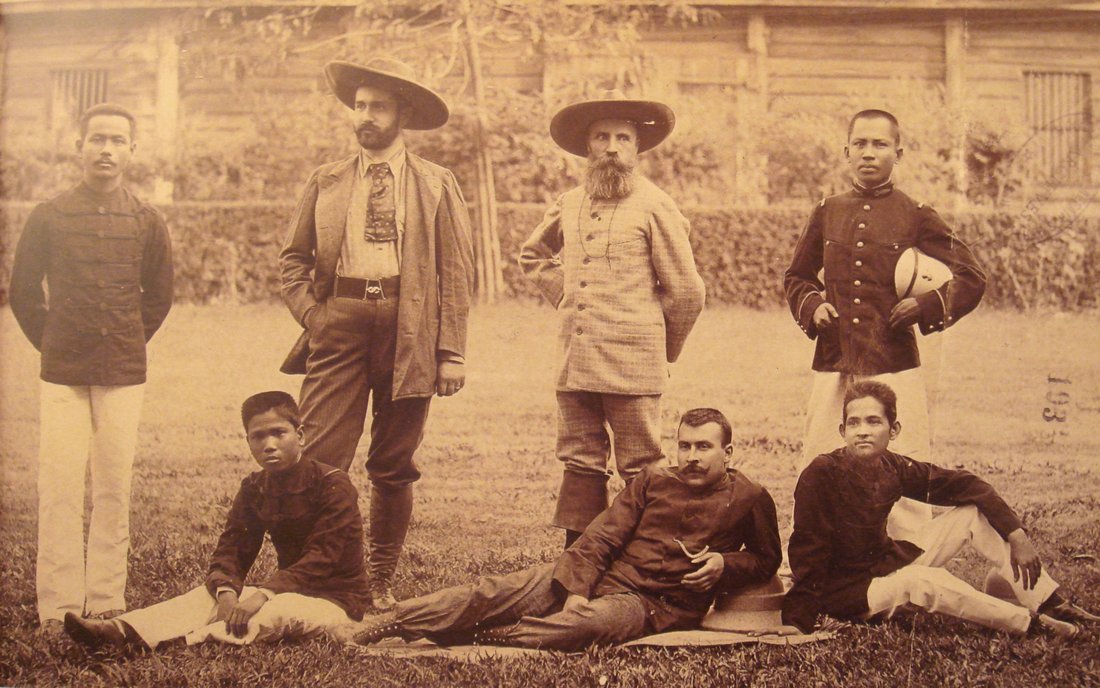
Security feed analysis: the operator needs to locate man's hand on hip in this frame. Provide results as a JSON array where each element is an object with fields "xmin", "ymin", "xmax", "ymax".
[{"xmin": 436, "ymin": 360, "xmax": 465, "ymax": 397}]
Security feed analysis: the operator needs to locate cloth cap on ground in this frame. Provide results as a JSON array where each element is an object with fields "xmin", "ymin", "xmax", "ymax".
[
  {"xmin": 700, "ymin": 575, "xmax": 790, "ymax": 632},
  {"xmin": 895, "ymin": 247, "xmax": 952, "ymax": 299},
  {"xmin": 324, "ymin": 58, "xmax": 449, "ymax": 130},
  {"xmin": 549, "ymin": 89, "xmax": 675, "ymax": 157}
]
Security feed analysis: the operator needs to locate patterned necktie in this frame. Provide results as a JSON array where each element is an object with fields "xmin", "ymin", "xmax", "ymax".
[{"xmin": 365, "ymin": 162, "xmax": 398, "ymax": 241}]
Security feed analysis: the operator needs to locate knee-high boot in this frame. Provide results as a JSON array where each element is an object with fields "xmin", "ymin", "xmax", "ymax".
[{"xmin": 368, "ymin": 484, "xmax": 413, "ymax": 609}]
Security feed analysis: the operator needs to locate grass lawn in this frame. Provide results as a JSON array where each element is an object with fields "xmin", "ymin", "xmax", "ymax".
[{"xmin": 1, "ymin": 302, "xmax": 1099, "ymax": 687}]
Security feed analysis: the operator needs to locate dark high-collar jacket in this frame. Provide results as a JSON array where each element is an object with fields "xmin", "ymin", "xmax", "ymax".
[
  {"xmin": 783, "ymin": 183, "xmax": 986, "ymax": 375},
  {"xmin": 9, "ymin": 183, "xmax": 174, "ymax": 386},
  {"xmin": 782, "ymin": 448, "xmax": 1023, "ymax": 632},
  {"xmin": 205, "ymin": 459, "xmax": 369, "ymax": 620},
  {"xmin": 554, "ymin": 465, "xmax": 781, "ymax": 632}
]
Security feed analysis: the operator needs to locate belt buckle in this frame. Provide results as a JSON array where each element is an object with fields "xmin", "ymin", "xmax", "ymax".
[{"xmin": 363, "ymin": 278, "xmax": 385, "ymax": 300}]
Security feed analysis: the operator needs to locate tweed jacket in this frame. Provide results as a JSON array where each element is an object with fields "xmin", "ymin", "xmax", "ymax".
[
  {"xmin": 783, "ymin": 183, "xmax": 986, "ymax": 375},
  {"xmin": 519, "ymin": 177, "xmax": 705, "ymax": 394},
  {"xmin": 9, "ymin": 183, "xmax": 174, "ymax": 386},
  {"xmin": 205, "ymin": 458, "xmax": 369, "ymax": 621},
  {"xmin": 782, "ymin": 448, "xmax": 1023, "ymax": 632},
  {"xmin": 279, "ymin": 152, "xmax": 474, "ymax": 399},
  {"xmin": 554, "ymin": 466, "xmax": 781, "ymax": 630}
]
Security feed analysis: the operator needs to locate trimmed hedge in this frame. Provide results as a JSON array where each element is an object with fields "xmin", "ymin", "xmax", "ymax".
[{"xmin": 2, "ymin": 201, "xmax": 1097, "ymax": 310}]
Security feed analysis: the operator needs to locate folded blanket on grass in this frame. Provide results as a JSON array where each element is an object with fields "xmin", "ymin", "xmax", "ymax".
[{"xmin": 344, "ymin": 628, "xmax": 835, "ymax": 661}]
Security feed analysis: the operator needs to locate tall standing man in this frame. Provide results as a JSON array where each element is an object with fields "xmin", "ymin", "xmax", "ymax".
[
  {"xmin": 279, "ymin": 59, "xmax": 474, "ymax": 610},
  {"xmin": 9, "ymin": 103, "xmax": 174, "ymax": 631},
  {"xmin": 520, "ymin": 91, "xmax": 706, "ymax": 547},
  {"xmin": 783, "ymin": 109, "xmax": 986, "ymax": 540}
]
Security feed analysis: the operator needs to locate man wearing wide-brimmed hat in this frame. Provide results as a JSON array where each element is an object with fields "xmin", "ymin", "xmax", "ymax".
[
  {"xmin": 279, "ymin": 58, "xmax": 474, "ymax": 610},
  {"xmin": 519, "ymin": 91, "xmax": 706, "ymax": 546}
]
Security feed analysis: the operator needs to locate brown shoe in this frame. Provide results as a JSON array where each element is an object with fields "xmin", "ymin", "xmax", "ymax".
[
  {"xmin": 370, "ymin": 585, "xmax": 398, "ymax": 611},
  {"xmin": 64, "ymin": 612, "xmax": 129, "ymax": 648},
  {"xmin": 1043, "ymin": 599, "xmax": 1100, "ymax": 625},
  {"xmin": 349, "ymin": 612, "xmax": 401, "ymax": 646},
  {"xmin": 1032, "ymin": 613, "xmax": 1080, "ymax": 640}
]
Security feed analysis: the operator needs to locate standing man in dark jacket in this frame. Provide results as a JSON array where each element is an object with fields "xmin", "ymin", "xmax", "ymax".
[
  {"xmin": 9, "ymin": 103, "xmax": 173, "ymax": 632},
  {"xmin": 279, "ymin": 58, "xmax": 474, "ymax": 610},
  {"xmin": 784, "ymin": 109, "xmax": 986, "ymax": 542}
]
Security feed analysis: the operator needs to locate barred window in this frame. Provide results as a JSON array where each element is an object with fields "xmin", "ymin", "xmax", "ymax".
[
  {"xmin": 49, "ymin": 69, "xmax": 109, "ymax": 130},
  {"xmin": 1024, "ymin": 71, "xmax": 1092, "ymax": 185}
]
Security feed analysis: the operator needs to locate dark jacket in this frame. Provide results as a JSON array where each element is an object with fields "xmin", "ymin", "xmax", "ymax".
[
  {"xmin": 205, "ymin": 459, "xmax": 370, "ymax": 621},
  {"xmin": 9, "ymin": 183, "xmax": 173, "ymax": 386},
  {"xmin": 784, "ymin": 183, "xmax": 986, "ymax": 375},
  {"xmin": 782, "ymin": 448, "xmax": 1023, "ymax": 632},
  {"xmin": 554, "ymin": 466, "xmax": 781, "ymax": 632}
]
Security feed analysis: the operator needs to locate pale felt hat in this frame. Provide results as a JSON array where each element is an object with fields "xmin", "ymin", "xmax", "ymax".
[
  {"xmin": 549, "ymin": 89, "xmax": 675, "ymax": 157},
  {"xmin": 700, "ymin": 575, "xmax": 790, "ymax": 632},
  {"xmin": 323, "ymin": 58, "xmax": 449, "ymax": 130}
]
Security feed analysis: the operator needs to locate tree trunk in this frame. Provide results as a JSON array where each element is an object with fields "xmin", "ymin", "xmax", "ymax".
[{"xmin": 461, "ymin": 2, "xmax": 504, "ymax": 303}]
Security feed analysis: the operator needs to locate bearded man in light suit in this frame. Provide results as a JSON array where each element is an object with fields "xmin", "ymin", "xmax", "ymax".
[
  {"xmin": 279, "ymin": 58, "xmax": 474, "ymax": 610},
  {"xmin": 519, "ymin": 91, "xmax": 706, "ymax": 547}
]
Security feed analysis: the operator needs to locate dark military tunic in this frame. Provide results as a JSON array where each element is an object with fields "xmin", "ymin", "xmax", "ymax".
[
  {"xmin": 781, "ymin": 448, "xmax": 1023, "ymax": 633},
  {"xmin": 554, "ymin": 466, "xmax": 781, "ymax": 629},
  {"xmin": 9, "ymin": 183, "xmax": 174, "ymax": 385},
  {"xmin": 784, "ymin": 182, "xmax": 986, "ymax": 375},
  {"xmin": 205, "ymin": 459, "xmax": 370, "ymax": 621}
]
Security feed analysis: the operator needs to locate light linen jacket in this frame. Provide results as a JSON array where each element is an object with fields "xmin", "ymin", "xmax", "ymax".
[
  {"xmin": 519, "ymin": 177, "xmax": 705, "ymax": 394},
  {"xmin": 279, "ymin": 152, "xmax": 474, "ymax": 399}
]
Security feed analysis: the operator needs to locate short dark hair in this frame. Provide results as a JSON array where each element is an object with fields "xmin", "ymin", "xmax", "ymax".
[
  {"xmin": 679, "ymin": 407, "xmax": 733, "ymax": 446},
  {"xmin": 847, "ymin": 109, "xmax": 901, "ymax": 146},
  {"xmin": 241, "ymin": 391, "xmax": 301, "ymax": 430},
  {"xmin": 842, "ymin": 380, "xmax": 898, "ymax": 425},
  {"xmin": 79, "ymin": 102, "xmax": 137, "ymax": 140}
]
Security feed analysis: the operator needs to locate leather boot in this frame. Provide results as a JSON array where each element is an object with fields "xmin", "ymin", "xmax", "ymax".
[
  {"xmin": 349, "ymin": 612, "xmax": 402, "ymax": 645},
  {"xmin": 369, "ymin": 484, "xmax": 413, "ymax": 609},
  {"xmin": 551, "ymin": 472, "xmax": 609, "ymax": 534}
]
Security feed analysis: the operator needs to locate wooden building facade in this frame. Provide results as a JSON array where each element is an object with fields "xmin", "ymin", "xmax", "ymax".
[{"xmin": 0, "ymin": 0, "xmax": 1097, "ymax": 205}]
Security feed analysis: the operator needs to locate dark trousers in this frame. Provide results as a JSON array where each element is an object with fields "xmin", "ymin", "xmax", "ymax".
[
  {"xmin": 393, "ymin": 564, "xmax": 658, "ymax": 651},
  {"xmin": 298, "ymin": 294, "xmax": 431, "ymax": 586},
  {"xmin": 298, "ymin": 295, "xmax": 431, "ymax": 484}
]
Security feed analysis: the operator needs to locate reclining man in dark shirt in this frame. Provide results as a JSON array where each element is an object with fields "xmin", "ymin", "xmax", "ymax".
[
  {"xmin": 345, "ymin": 407, "xmax": 781, "ymax": 650},
  {"xmin": 783, "ymin": 380, "xmax": 1097, "ymax": 639}
]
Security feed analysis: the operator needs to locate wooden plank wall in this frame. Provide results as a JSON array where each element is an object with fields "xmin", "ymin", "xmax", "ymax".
[
  {"xmin": 2, "ymin": 9, "xmax": 162, "ymax": 152},
  {"xmin": 1, "ymin": 5, "xmax": 1097, "ymax": 196}
]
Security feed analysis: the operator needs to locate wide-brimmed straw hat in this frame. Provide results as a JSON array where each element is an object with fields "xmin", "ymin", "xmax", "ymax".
[
  {"xmin": 323, "ymin": 58, "xmax": 449, "ymax": 130},
  {"xmin": 550, "ymin": 89, "xmax": 675, "ymax": 157}
]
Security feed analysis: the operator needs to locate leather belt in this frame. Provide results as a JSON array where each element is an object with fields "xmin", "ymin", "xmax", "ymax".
[{"xmin": 334, "ymin": 275, "xmax": 400, "ymax": 300}]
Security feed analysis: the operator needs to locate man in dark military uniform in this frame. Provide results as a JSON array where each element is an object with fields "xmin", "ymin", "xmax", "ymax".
[
  {"xmin": 783, "ymin": 109, "xmax": 986, "ymax": 542},
  {"xmin": 9, "ymin": 103, "xmax": 174, "ymax": 632}
]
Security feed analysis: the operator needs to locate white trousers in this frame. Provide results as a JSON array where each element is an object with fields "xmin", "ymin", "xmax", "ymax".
[
  {"xmin": 37, "ymin": 382, "xmax": 144, "ymax": 622},
  {"xmin": 119, "ymin": 585, "xmax": 351, "ymax": 649},
  {"xmin": 864, "ymin": 506, "xmax": 1058, "ymax": 634},
  {"xmin": 801, "ymin": 369, "xmax": 933, "ymax": 543}
]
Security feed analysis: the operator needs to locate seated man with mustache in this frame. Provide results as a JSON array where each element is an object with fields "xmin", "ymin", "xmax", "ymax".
[
  {"xmin": 519, "ymin": 91, "xmax": 706, "ymax": 549},
  {"xmin": 344, "ymin": 408, "xmax": 780, "ymax": 650}
]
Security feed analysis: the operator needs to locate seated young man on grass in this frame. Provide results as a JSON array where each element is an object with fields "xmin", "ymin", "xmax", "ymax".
[
  {"xmin": 783, "ymin": 380, "xmax": 1098, "ymax": 639},
  {"xmin": 344, "ymin": 408, "xmax": 782, "ymax": 650},
  {"xmin": 65, "ymin": 391, "xmax": 369, "ymax": 650}
]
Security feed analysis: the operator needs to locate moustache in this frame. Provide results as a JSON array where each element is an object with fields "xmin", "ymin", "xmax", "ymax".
[{"xmin": 590, "ymin": 155, "xmax": 631, "ymax": 172}]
